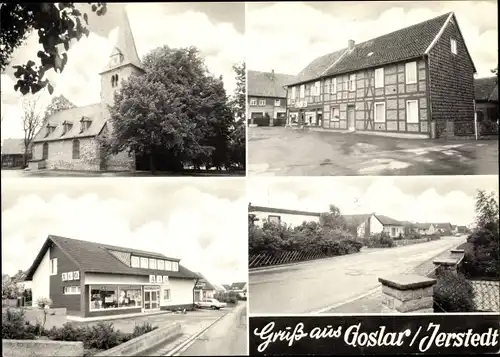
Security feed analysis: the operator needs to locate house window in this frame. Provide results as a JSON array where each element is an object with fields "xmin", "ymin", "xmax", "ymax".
[
  {"xmin": 374, "ymin": 102, "xmax": 386, "ymax": 123},
  {"xmin": 172, "ymin": 262, "xmax": 179, "ymax": 272},
  {"xmin": 258, "ymin": 99, "xmax": 265, "ymax": 106},
  {"xmin": 375, "ymin": 68, "xmax": 384, "ymax": 88},
  {"xmin": 42, "ymin": 142, "xmax": 49, "ymax": 160},
  {"xmin": 331, "ymin": 78, "xmax": 337, "ymax": 94},
  {"xmin": 249, "ymin": 98, "xmax": 257, "ymax": 106},
  {"xmin": 291, "ymin": 87, "xmax": 296, "ymax": 99},
  {"xmin": 157, "ymin": 259, "xmax": 165, "ymax": 270},
  {"xmin": 299, "ymin": 84, "xmax": 305, "ymax": 98},
  {"xmin": 164, "ymin": 260, "xmax": 172, "ymax": 271},
  {"xmin": 331, "ymin": 107, "xmax": 340, "ymax": 122},
  {"xmin": 49, "ymin": 258, "xmax": 57, "ymax": 275},
  {"xmin": 406, "ymin": 100, "xmax": 419, "ymax": 124},
  {"xmin": 314, "ymin": 81, "xmax": 321, "ymax": 96},
  {"xmin": 450, "ymin": 39, "xmax": 457, "ymax": 55},
  {"xmin": 72, "ymin": 139, "xmax": 80, "ymax": 159},
  {"xmin": 405, "ymin": 61, "xmax": 417, "ymax": 84},
  {"xmin": 348, "ymin": 74, "xmax": 356, "ymax": 91},
  {"xmin": 90, "ymin": 286, "xmax": 142, "ymax": 311},
  {"xmin": 274, "ymin": 99, "xmax": 281, "ymax": 107},
  {"xmin": 268, "ymin": 215, "xmax": 281, "ymax": 224},
  {"xmin": 131, "ymin": 256, "xmax": 140, "ymax": 268},
  {"xmin": 63, "ymin": 286, "xmax": 81, "ymax": 295},
  {"xmin": 149, "ymin": 258, "xmax": 157, "ymax": 270},
  {"xmin": 164, "ymin": 289, "xmax": 171, "ymax": 301},
  {"xmin": 140, "ymin": 257, "xmax": 149, "ymax": 269}
]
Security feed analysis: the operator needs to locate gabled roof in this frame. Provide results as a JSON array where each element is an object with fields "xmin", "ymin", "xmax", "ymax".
[
  {"xmin": 32, "ymin": 103, "xmax": 108, "ymax": 142},
  {"xmin": 25, "ymin": 235, "xmax": 197, "ymax": 281},
  {"xmin": 195, "ymin": 272, "xmax": 215, "ymax": 291},
  {"xmin": 231, "ymin": 282, "xmax": 247, "ymax": 290},
  {"xmin": 475, "ymin": 76, "xmax": 498, "ymax": 102},
  {"xmin": 415, "ymin": 223, "xmax": 432, "ymax": 229},
  {"xmin": 222, "ymin": 284, "xmax": 231, "ymax": 291},
  {"xmin": 375, "ymin": 215, "xmax": 404, "ymax": 226},
  {"xmin": 248, "ymin": 204, "xmax": 322, "ymax": 217},
  {"xmin": 343, "ymin": 214, "xmax": 371, "ymax": 227},
  {"xmin": 432, "ymin": 223, "xmax": 453, "ymax": 230},
  {"xmin": 100, "ymin": 7, "xmax": 143, "ymax": 73},
  {"xmin": 1, "ymin": 139, "xmax": 24, "ymax": 155},
  {"xmin": 248, "ymin": 70, "xmax": 296, "ymax": 98},
  {"xmin": 290, "ymin": 48, "xmax": 347, "ymax": 85}
]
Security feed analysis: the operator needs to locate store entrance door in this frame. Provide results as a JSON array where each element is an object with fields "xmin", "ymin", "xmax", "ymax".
[{"xmin": 144, "ymin": 288, "xmax": 160, "ymax": 310}]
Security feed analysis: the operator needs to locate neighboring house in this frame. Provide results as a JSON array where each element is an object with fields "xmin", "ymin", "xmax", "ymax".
[
  {"xmin": 248, "ymin": 204, "xmax": 321, "ymax": 227},
  {"xmin": 222, "ymin": 284, "xmax": 232, "ymax": 291},
  {"xmin": 230, "ymin": 282, "xmax": 247, "ymax": 299},
  {"xmin": 415, "ymin": 223, "xmax": 437, "ymax": 235},
  {"xmin": 285, "ymin": 12, "xmax": 476, "ymax": 139},
  {"xmin": 457, "ymin": 225, "xmax": 468, "ymax": 234},
  {"xmin": 213, "ymin": 284, "xmax": 227, "ymax": 293},
  {"xmin": 1, "ymin": 139, "xmax": 26, "ymax": 168},
  {"xmin": 193, "ymin": 272, "xmax": 216, "ymax": 301},
  {"xmin": 432, "ymin": 223, "xmax": 453, "ymax": 234},
  {"xmin": 248, "ymin": 70, "xmax": 296, "ymax": 127},
  {"xmin": 11, "ymin": 270, "xmax": 32, "ymax": 291},
  {"xmin": 344, "ymin": 213, "xmax": 405, "ymax": 238},
  {"xmin": 29, "ymin": 9, "xmax": 144, "ymax": 172},
  {"xmin": 24, "ymin": 235, "xmax": 198, "ymax": 318},
  {"xmin": 474, "ymin": 76, "xmax": 498, "ymax": 136}
]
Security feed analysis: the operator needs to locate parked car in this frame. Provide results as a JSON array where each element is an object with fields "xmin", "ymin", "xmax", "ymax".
[{"xmin": 195, "ymin": 298, "xmax": 227, "ymax": 310}]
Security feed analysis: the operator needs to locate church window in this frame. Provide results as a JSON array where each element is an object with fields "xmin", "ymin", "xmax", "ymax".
[
  {"xmin": 72, "ymin": 139, "xmax": 80, "ymax": 159},
  {"xmin": 42, "ymin": 142, "xmax": 49, "ymax": 159}
]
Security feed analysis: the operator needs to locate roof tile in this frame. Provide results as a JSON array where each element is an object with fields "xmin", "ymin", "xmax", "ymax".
[{"xmin": 248, "ymin": 70, "xmax": 296, "ymax": 97}]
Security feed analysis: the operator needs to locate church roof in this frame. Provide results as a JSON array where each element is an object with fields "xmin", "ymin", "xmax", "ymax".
[
  {"xmin": 100, "ymin": 6, "xmax": 144, "ymax": 74},
  {"xmin": 33, "ymin": 103, "xmax": 108, "ymax": 143}
]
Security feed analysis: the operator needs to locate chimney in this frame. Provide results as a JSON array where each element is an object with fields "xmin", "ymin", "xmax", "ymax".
[
  {"xmin": 348, "ymin": 39, "xmax": 355, "ymax": 50},
  {"xmin": 271, "ymin": 69, "xmax": 275, "ymax": 80}
]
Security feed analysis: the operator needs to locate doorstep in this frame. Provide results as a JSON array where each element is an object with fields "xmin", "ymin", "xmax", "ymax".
[{"xmin": 67, "ymin": 309, "xmax": 172, "ymax": 322}]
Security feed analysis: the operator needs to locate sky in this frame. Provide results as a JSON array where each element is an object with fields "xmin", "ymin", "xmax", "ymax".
[
  {"xmin": 248, "ymin": 175, "xmax": 499, "ymax": 226},
  {"xmin": 1, "ymin": 178, "xmax": 248, "ymax": 286},
  {"xmin": 247, "ymin": 1, "xmax": 498, "ymax": 77},
  {"xmin": 1, "ymin": 2, "xmax": 245, "ymax": 141}
]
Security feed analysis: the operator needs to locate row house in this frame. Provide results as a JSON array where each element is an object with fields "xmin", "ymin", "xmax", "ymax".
[
  {"xmin": 285, "ymin": 12, "xmax": 477, "ymax": 139},
  {"xmin": 247, "ymin": 70, "xmax": 296, "ymax": 126}
]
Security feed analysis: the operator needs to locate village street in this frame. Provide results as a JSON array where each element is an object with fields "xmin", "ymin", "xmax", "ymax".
[
  {"xmin": 247, "ymin": 127, "xmax": 498, "ymax": 176},
  {"xmin": 249, "ymin": 236, "xmax": 466, "ymax": 314}
]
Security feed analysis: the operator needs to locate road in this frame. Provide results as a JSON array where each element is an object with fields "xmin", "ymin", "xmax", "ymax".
[
  {"xmin": 249, "ymin": 236, "xmax": 465, "ymax": 315},
  {"xmin": 177, "ymin": 302, "xmax": 247, "ymax": 356},
  {"xmin": 247, "ymin": 127, "xmax": 498, "ymax": 176}
]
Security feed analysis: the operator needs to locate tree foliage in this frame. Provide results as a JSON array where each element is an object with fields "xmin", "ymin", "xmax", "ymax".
[
  {"xmin": 42, "ymin": 94, "xmax": 76, "ymax": 123},
  {"xmin": 229, "ymin": 62, "xmax": 245, "ymax": 123},
  {"xmin": 0, "ymin": 3, "xmax": 107, "ymax": 95},
  {"xmin": 105, "ymin": 45, "xmax": 239, "ymax": 173},
  {"xmin": 462, "ymin": 190, "xmax": 499, "ymax": 279}
]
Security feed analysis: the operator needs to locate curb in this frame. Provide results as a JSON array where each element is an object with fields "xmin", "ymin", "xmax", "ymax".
[
  {"xmin": 309, "ymin": 240, "xmax": 465, "ymax": 314},
  {"xmin": 162, "ymin": 306, "xmax": 237, "ymax": 356}
]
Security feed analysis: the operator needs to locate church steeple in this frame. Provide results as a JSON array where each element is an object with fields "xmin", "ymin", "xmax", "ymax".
[{"xmin": 99, "ymin": 6, "xmax": 144, "ymax": 106}]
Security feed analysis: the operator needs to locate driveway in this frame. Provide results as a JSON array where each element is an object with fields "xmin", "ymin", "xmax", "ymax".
[
  {"xmin": 177, "ymin": 302, "xmax": 247, "ymax": 356},
  {"xmin": 247, "ymin": 127, "xmax": 498, "ymax": 176},
  {"xmin": 248, "ymin": 236, "xmax": 465, "ymax": 315}
]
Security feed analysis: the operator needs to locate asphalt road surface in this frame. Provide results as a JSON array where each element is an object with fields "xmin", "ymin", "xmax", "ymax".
[
  {"xmin": 249, "ymin": 236, "xmax": 465, "ymax": 315},
  {"xmin": 178, "ymin": 302, "xmax": 247, "ymax": 356}
]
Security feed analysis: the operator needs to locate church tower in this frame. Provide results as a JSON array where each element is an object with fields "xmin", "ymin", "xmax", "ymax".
[{"xmin": 99, "ymin": 7, "xmax": 145, "ymax": 107}]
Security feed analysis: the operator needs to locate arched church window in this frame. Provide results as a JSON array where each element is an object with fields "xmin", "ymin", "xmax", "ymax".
[
  {"xmin": 72, "ymin": 139, "xmax": 80, "ymax": 159},
  {"xmin": 42, "ymin": 142, "xmax": 49, "ymax": 160}
]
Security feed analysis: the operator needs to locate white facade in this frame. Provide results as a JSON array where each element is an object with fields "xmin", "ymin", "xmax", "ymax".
[
  {"xmin": 160, "ymin": 278, "xmax": 196, "ymax": 308},
  {"xmin": 369, "ymin": 215, "xmax": 384, "ymax": 235},
  {"xmin": 252, "ymin": 209, "xmax": 320, "ymax": 227},
  {"xmin": 382, "ymin": 225, "xmax": 405, "ymax": 238},
  {"xmin": 31, "ymin": 249, "xmax": 50, "ymax": 307},
  {"xmin": 85, "ymin": 273, "xmax": 147, "ymax": 285}
]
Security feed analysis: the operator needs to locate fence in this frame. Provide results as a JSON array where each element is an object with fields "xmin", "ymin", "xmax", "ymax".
[
  {"xmin": 393, "ymin": 236, "xmax": 440, "ymax": 247},
  {"xmin": 469, "ymin": 280, "xmax": 500, "ymax": 312},
  {"xmin": 249, "ymin": 250, "xmax": 333, "ymax": 268}
]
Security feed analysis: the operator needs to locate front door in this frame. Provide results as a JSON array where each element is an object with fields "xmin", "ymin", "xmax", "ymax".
[
  {"xmin": 144, "ymin": 289, "xmax": 159, "ymax": 310},
  {"xmin": 317, "ymin": 112, "xmax": 323, "ymax": 127},
  {"xmin": 347, "ymin": 106, "xmax": 355, "ymax": 131}
]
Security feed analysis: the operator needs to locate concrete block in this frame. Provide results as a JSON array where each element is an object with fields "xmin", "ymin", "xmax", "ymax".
[
  {"xmin": 2, "ymin": 340, "xmax": 83, "ymax": 357},
  {"xmin": 397, "ymin": 297, "xmax": 434, "ymax": 313}
]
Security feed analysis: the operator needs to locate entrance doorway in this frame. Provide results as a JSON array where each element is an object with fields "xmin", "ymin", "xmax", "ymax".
[
  {"xmin": 347, "ymin": 105, "xmax": 355, "ymax": 131},
  {"xmin": 144, "ymin": 288, "xmax": 160, "ymax": 310}
]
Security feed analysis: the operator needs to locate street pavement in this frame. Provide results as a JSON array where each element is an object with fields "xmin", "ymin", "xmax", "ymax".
[
  {"xmin": 247, "ymin": 127, "xmax": 498, "ymax": 176},
  {"xmin": 177, "ymin": 302, "xmax": 247, "ymax": 356},
  {"xmin": 249, "ymin": 236, "xmax": 466, "ymax": 315}
]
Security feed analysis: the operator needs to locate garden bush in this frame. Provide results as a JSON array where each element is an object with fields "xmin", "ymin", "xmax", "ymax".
[
  {"xmin": 35, "ymin": 297, "xmax": 52, "ymax": 309},
  {"xmin": 434, "ymin": 271, "xmax": 475, "ymax": 312},
  {"xmin": 1, "ymin": 308, "xmax": 36, "ymax": 340},
  {"xmin": 360, "ymin": 232, "xmax": 394, "ymax": 248}
]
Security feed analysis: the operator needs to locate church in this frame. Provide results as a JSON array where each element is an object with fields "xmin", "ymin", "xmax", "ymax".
[{"xmin": 29, "ymin": 9, "xmax": 143, "ymax": 172}]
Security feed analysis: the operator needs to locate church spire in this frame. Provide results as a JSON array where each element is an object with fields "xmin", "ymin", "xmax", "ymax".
[{"xmin": 101, "ymin": 6, "xmax": 143, "ymax": 74}]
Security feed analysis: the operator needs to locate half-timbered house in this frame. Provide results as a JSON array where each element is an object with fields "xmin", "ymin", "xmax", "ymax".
[{"xmin": 286, "ymin": 12, "xmax": 477, "ymax": 139}]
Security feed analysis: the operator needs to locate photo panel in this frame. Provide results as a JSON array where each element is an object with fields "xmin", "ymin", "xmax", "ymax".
[{"xmin": 1, "ymin": 177, "xmax": 248, "ymax": 356}]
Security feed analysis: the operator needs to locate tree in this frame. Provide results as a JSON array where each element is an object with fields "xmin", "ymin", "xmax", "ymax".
[
  {"xmin": 319, "ymin": 204, "xmax": 348, "ymax": 230},
  {"xmin": 107, "ymin": 45, "xmax": 234, "ymax": 174},
  {"xmin": 227, "ymin": 62, "xmax": 246, "ymax": 169},
  {"xmin": 229, "ymin": 62, "xmax": 245, "ymax": 123},
  {"xmin": 1, "ymin": 3, "xmax": 107, "ymax": 95},
  {"xmin": 21, "ymin": 96, "xmax": 43, "ymax": 167},
  {"xmin": 42, "ymin": 94, "xmax": 76, "ymax": 123}
]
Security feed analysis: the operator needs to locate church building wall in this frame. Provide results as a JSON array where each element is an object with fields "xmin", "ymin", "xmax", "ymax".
[{"xmin": 33, "ymin": 138, "xmax": 100, "ymax": 171}]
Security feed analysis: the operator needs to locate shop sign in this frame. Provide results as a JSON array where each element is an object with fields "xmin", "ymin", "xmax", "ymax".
[
  {"xmin": 62, "ymin": 271, "xmax": 80, "ymax": 281},
  {"xmin": 149, "ymin": 275, "xmax": 156, "ymax": 283},
  {"xmin": 163, "ymin": 276, "xmax": 169, "ymax": 283},
  {"xmin": 156, "ymin": 275, "xmax": 163, "ymax": 283}
]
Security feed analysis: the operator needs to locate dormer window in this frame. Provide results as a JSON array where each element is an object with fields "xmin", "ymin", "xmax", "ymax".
[
  {"xmin": 61, "ymin": 120, "xmax": 73, "ymax": 136},
  {"xmin": 44, "ymin": 124, "xmax": 56, "ymax": 137},
  {"xmin": 80, "ymin": 117, "xmax": 92, "ymax": 133}
]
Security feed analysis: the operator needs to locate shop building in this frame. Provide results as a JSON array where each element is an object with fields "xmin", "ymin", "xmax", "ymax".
[
  {"xmin": 25, "ymin": 235, "xmax": 199, "ymax": 318},
  {"xmin": 285, "ymin": 12, "xmax": 477, "ymax": 139}
]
